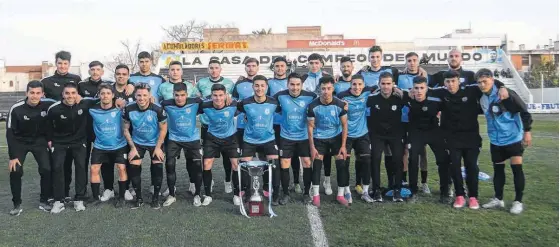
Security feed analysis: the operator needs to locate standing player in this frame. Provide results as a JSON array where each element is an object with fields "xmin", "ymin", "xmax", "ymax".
[
  {"xmin": 88, "ymin": 84, "xmax": 129, "ymax": 208},
  {"xmin": 429, "ymin": 70, "xmax": 508, "ymax": 209},
  {"xmin": 7, "ymin": 81, "xmax": 55, "ymax": 216},
  {"xmin": 334, "ymin": 57, "xmax": 353, "ymax": 95},
  {"xmin": 123, "ymin": 83, "xmax": 168, "ymax": 209},
  {"xmin": 158, "ymin": 61, "xmax": 199, "ymax": 101},
  {"xmin": 366, "ymin": 72, "xmax": 406, "ymax": 202},
  {"xmin": 336, "ymin": 74, "xmax": 377, "ymax": 203},
  {"xmin": 41, "ymin": 50, "xmax": 82, "ymax": 203},
  {"xmin": 405, "ymin": 77, "xmax": 450, "ymax": 203},
  {"xmin": 199, "ymin": 84, "xmax": 241, "ymax": 206},
  {"xmin": 397, "ymin": 52, "xmax": 430, "ymax": 193},
  {"xmin": 129, "ymin": 51, "xmax": 165, "ymax": 103},
  {"xmin": 274, "ymin": 73, "xmax": 317, "ymax": 204},
  {"xmin": 46, "ymin": 83, "xmax": 97, "ymax": 213},
  {"xmin": 307, "ymin": 76, "xmax": 349, "ymax": 207},
  {"xmin": 302, "ymin": 54, "xmax": 334, "ymax": 196},
  {"xmin": 197, "ymin": 60, "xmax": 235, "ymax": 194},
  {"xmin": 430, "ymin": 49, "xmax": 476, "ymax": 88},
  {"xmin": 476, "ymin": 69, "xmax": 532, "ymax": 214},
  {"xmin": 161, "ymin": 83, "xmax": 204, "ymax": 207},
  {"xmin": 237, "ymin": 75, "xmax": 281, "ymax": 205},
  {"xmin": 269, "ymin": 57, "xmax": 302, "ymax": 194}
]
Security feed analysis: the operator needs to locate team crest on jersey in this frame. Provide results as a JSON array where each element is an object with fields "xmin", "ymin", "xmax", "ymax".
[
  {"xmin": 375, "ymin": 105, "xmax": 380, "ymax": 109},
  {"xmin": 23, "ymin": 115, "xmax": 29, "ymax": 120},
  {"xmin": 460, "ymin": 78, "xmax": 465, "ymax": 83},
  {"xmin": 224, "ymin": 111, "xmax": 230, "ymax": 117},
  {"xmin": 60, "ymin": 115, "xmax": 67, "ymax": 119},
  {"xmin": 147, "ymin": 115, "xmax": 153, "ymax": 121},
  {"xmin": 186, "ymin": 108, "xmax": 191, "ymax": 114},
  {"xmin": 391, "ymin": 105, "xmax": 397, "ymax": 111},
  {"xmin": 149, "ymin": 80, "xmax": 155, "ymax": 86},
  {"xmin": 41, "ymin": 111, "xmax": 46, "ymax": 117},
  {"xmin": 111, "ymin": 112, "xmax": 117, "ymax": 118},
  {"xmin": 299, "ymin": 101, "xmax": 305, "ymax": 107},
  {"xmin": 422, "ymin": 106, "xmax": 428, "ymax": 111},
  {"xmin": 330, "ymin": 110, "xmax": 336, "ymax": 116},
  {"xmin": 78, "ymin": 109, "xmax": 83, "ymax": 115},
  {"xmin": 54, "ymin": 83, "xmax": 60, "ymax": 87},
  {"xmin": 462, "ymin": 97, "xmax": 468, "ymax": 102},
  {"xmin": 492, "ymin": 105, "xmax": 500, "ymax": 113},
  {"xmin": 84, "ymin": 90, "xmax": 90, "ymax": 95},
  {"xmin": 264, "ymin": 108, "xmax": 270, "ymax": 115}
]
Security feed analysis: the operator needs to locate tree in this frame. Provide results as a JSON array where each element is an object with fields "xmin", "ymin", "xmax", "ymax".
[
  {"xmin": 252, "ymin": 28, "xmax": 272, "ymax": 36},
  {"xmin": 525, "ymin": 61, "xmax": 559, "ymax": 88},
  {"xmin": 104, "ymin": 39, "xmax": 142, "ymax": 80}
]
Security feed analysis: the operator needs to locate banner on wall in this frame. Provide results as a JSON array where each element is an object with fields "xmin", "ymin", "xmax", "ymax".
[{"xmin": 526, "ymin": 103, "xmax": 559, "ymax": 113}]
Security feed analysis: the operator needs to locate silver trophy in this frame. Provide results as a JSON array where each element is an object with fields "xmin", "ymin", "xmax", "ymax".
[{"xmin": 238, "ymin": 161, "xmax": 277, "ymax": 218}]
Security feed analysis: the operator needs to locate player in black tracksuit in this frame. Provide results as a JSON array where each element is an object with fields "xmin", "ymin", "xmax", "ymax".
[
  {"xmin": 42, "ymin": 68, "xmax": 82, "ymax": 202},
  {"xmin": 404, "ymin": 77, "xmax": 450, "ymax": 203},
  {"xmin": 429, "ymin": 49, "xmax": 476, "ymax": 88},
  {"xmin": 46, "ymin": 83, "xmax": 98, "ymax": 212},
  {"xmin": 7, "ymin": 81, "xmax": 56, "ymax": 216}
]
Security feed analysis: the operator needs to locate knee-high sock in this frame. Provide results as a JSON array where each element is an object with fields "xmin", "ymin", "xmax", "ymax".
[
  {"xmin": 281, "ymin": 168, "xmax": 290, "ymax": 195},
  {"xmin": 202, "ymin": 169, "xmax": 212, "ymax": 196},
  {"xmin": 493, "ymin": 163, "xmax": 506, "ymax": 200},
  {"xmin": 511, "ymin": 165, "xmax": 525, "ymax": 202},
  {"xmin": 291, "ymin": 156, "xmax": 300, "ymax": 184},
  {"xmin": 303, "ymin": 167, "xmax": 312, "ymax": 195},
  {"xmin": 150, "ymin": 163, "xmax": 164, "ymax": 200},
  {"xmin": 312, "ymin": 159, "xmax": 323, "ymax": 186},
  {"xmin": 129, "ymin": 165, "xmax": 142, "ymax": 200},
  {"xmin": 335, "ymin": 159, "xmax": 349, "ymax": 187}
]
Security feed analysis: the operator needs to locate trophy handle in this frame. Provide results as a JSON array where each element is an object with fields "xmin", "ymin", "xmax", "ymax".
[
  {"xmin": 268, "ymin": 162, "xmax": 277, "ymax": 218},
  {"xmin": 238, "ymin": 168, "xmax": 250, "ymax": 218}
]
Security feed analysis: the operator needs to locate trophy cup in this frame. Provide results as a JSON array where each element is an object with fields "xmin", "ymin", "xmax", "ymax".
[{"xmin": 238, "ymin": 161, "xmax": 277, "ymax": 218}]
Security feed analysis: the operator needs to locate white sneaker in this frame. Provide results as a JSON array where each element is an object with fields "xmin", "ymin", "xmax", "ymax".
[
  {"xmin": 294, "ymin": 184, "xmax": 302, "ymax": 194},
  {"xmin": 100, "ymin": 189, "xmax": 115, "ymax": 202},
  {"xmin": 189, "ymin": 183, "xmax": 196, "ymax": 195},
  {"xmin": 421, "ymin": 183, "xmax": 431, "ymax": 194},
  {"xmin": 74, "ymin": 201, "xmax": 85, "ymax": 212},
  {"xmin": 482, "ymin": 198, "xmax": 505, "ymax": 209},
  {"xmin": 193, "ymin": 195, "xmax": 202, "ymax": 207},
  {"xmin": 323, "ymin": 177, "xmax": 332, "ymax": 195},
  {"xmin": 51, "ymin": 201, "xmax": 65, "ymax": 214},
  {"xmin": 510, "ymin": 201, "xmax": 523, "ymax": 214},
  {"xmin": 202, "ymin": 196, "xmax": 213, "ymax": 206},
  {"xmin": 224, "ymin": 181, "xmax": 232, "ymax": 194},
  {"xmin": 233, "ymin": 195, "xmax": 241, "ymax": 206},
  {"xmin": 129, "ymin": 188, "xmax": 136, "ymax": 197},
  {"xmin": 163, "ymin": 196, "xmax": 176, "ymax": 207},
  {"xmin": 124, "ymin": 190, "xmax": 134, "ymax": 201},
  {"xmin": 161, "ymin": 188, "xmax": 170, "ymax": 198}
]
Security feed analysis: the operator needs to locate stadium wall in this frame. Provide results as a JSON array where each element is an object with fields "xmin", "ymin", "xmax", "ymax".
[{"xmin": 529, "ymin": 88, "xmax": 559, "ymax": 104}]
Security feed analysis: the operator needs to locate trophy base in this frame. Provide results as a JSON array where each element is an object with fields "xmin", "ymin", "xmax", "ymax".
[{"xmin": 248, "ymin": 201, "xmax": 264, "ymax": 216}]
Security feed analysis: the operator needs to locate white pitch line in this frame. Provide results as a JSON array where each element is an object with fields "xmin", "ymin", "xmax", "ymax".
[{"xmin": 306, "ymin": 204, "xmax": 329, "ymax": 247}]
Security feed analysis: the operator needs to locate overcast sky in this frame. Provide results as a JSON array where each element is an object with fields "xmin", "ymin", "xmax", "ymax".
[{"xmin": 0, "ymin": 0, "xmax": 558, "ymax": 65}]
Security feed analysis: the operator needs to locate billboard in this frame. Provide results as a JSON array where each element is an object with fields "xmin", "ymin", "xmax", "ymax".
[
  {"xmin": 161, "ymin": 41, "xmax": 249, "ymax": 51},
  {"xmin": 158, "ymin": 48, "xmax": 500, "ymax": 68},
  {"xmin": 526, "ymin": 103, "xmax": 559, "ymax": 113},
  {"xmin": 287, "ymin": 39, "xmax": 375, "ymax": 49}
]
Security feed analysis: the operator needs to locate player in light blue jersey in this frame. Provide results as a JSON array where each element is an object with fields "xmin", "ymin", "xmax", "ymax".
[
  {"xmin": 238, "ymin": 75, "xmax": 282, "ymax": 205},
  {"xmin": 161, "ymin": 83, "xmax": 204, "ymax": 207},
  {"xmin": 232, "ymin": 57, "xmax": 258, "ymax": 143},
  {"xmin": 88, "ymin": 84, "xmax": 129, "ymax": 208},
  {"xmin": 274, "ymin": 73, "xmax": 317, "ymax": 204},
  {"xmin": 337, "ymin": 74, "xmax": 378, "ymax": 203},
  {"xmin": 123, "ymin": 83, "xmax": 168, "ymax": 209},
  {"xmin": 307, "ymin": 76, "xmax": 348, "ymax": 207},
  {"xmin": 158, "ymin": 61, "xmax": 199, "ymax": 101},
  {"xmin": 199, "ymin": 84, "xmax": 241, "ymax": 206},
  {"xmin": 334, "ymin": 57, "xmax": 353, "ymax": 95},
  {"xmin": 128, "ymin": 51, "xmax": 165, "ymax": 103},
  {"xmin": 269, "ymin": 57, "xmax": 303, "ymax": 195}
]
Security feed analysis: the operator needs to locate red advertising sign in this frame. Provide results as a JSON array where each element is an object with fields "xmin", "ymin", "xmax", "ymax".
[{"xmin": 287, "ymin": 39, "xmax": 375, "ymax": 48}]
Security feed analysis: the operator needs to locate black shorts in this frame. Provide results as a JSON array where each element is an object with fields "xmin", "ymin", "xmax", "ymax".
[
  {"xmin": 236, "ymin": 128, "xmax": 244, "ymax": 146},
  {"xmin": 279, "ymin": 137, "xmax": 310, "ymax": 158},
  {"xmin": 241, "ymin": 140, "xmax": 278, "ymax": 157},
  {"xmin": 314, "ymin": 135, "xmax": 342, "ymax": 156},
  {"xmin": 346, "ymin": 134, "xmax": 371, "ymax": 156},
  {"xmin": 203, "ymin": 133, "xmax": 239, "ymax": 159},
  {"xmin": 91, "ymin": 146, "xmax": 128, "ymax": 165},
  {"xmin": 490, "ymin": 141, "xmax": 524, "ymax": 163},
  {"xmin": 274, "ymin": 125, "xmax": 281, "ymax": 142},
  {"xmin": 167, "ymin": 140, "xmax": 202, "ymax": 160},
  {"xmin": 132, "ymin": 144, "xmax": 163, "ymax": 164}
]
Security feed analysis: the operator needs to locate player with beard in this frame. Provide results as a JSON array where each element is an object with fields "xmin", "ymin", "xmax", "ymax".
[
  {"xmin": 430, "ymin": 49, "xmax": 476, "ymax": 87},
  {"xmin": 269, "ymin": 57, "xmax": 303, "ymax": 194},
  {"xmin": 158, "ymin": 61, "xmax": 199, "ymax": 101},
  {"xmin": 334, "ymin": 57, "xmax": 353, "ymax": 95},
  {"xmin": 274, "ymin": 73, "xmax": 317, "ymax": 204}
]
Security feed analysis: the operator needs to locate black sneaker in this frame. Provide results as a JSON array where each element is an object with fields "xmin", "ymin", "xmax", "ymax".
[
  {"xmin": 131, "ymin": 199, "xmax": 143, "ymax": 209},
  {"xmin": 373, "ymin": 190, "xmax": 383, "ymax": 202},
  {"xmin": 150, "ymin": 200, "xmax": 161, "ymax": 209},
  {"xmin": 64, "ymin": 197, "xmax": 72, "ymax": 204},
  {"xmin": 303, "ymin": 194, "xmax": 312, "ymax": 205},
  {"xmin": 114, "ymin": 198, "xmax": 125, "ymax": 208},
  {"xmin": 393, "ymin": 190, "xmax": 403, "ymax": 202},
  {"xmin": 408, "ymin": 194, "xmax": 419, "ymax": 203},
  {"xmin": 271, "ymin": 194, "xmax": 280, "ymax": 206},
  {"xmin": 10, "ymin": 204, "xmax": 22, "ymax": 216},
  {"xmin": 439, "ymin": 195, "xmax": 453, "ymax": 205},
  {"xmin": 279, "ymin": 195, "xmax": 290, "ymax": 205},
  {"xmin": 39, "ymin": 201, "xmax": 52, "ymax": 212}
]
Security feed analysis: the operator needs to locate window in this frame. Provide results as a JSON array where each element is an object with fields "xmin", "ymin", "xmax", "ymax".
[
  {"xmin": 521, "ymin": 56, "xmax": 529, "ymax": 66},
  {"xmin": 9, "ymin": 80, "xmax": 13, "ymax": 87}
]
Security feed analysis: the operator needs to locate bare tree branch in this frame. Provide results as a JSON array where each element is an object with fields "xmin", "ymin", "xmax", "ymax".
[{"xmin": 104, "ymin": 39, "xmax": 143, "ymax": 80}]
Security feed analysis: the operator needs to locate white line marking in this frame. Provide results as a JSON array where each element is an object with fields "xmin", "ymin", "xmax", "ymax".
[{"xmin": 306, "ymin": 204, "xmax": 329, "ymax": 247}]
